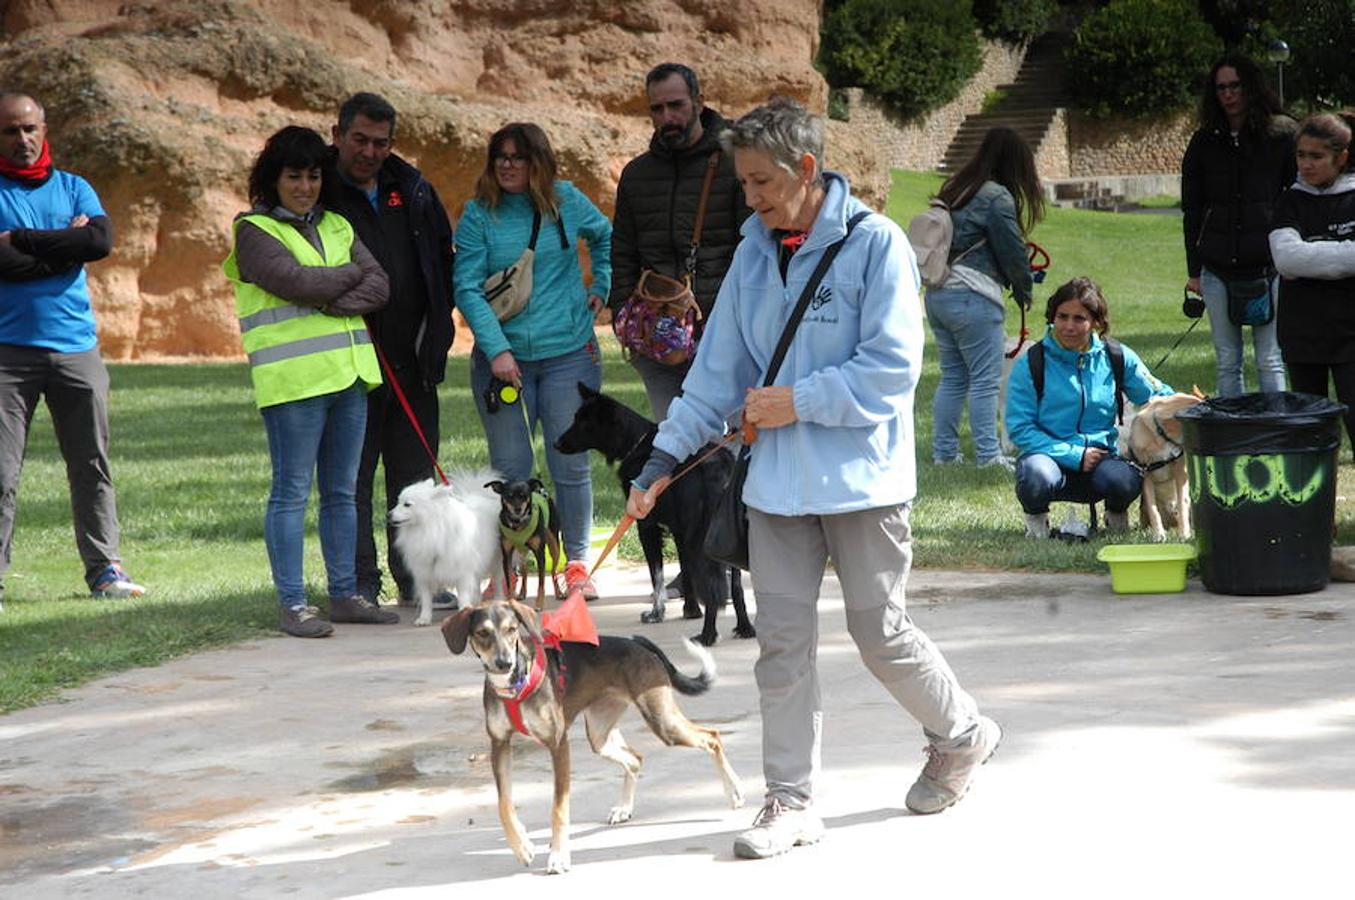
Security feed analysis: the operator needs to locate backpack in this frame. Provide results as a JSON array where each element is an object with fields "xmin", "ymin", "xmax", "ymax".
[
  {"xmin": 1027, "ymin": 338, "xmax": 1127, "ymax": 425},
  {"xmin": 907, "ymin": 198, "xmax": 987, "ymax": 288}
]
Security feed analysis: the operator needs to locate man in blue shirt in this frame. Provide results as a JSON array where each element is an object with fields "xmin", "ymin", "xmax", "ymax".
[{"xmin": 0, "ymin": 92, "xmax": 144, "ymax": 604}]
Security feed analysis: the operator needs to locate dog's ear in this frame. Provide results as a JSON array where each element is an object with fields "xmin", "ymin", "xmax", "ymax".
[
  {"xmin": 528, "ymin": 477, "xmax": 545, "ymax": 493},
  {"xmin": 484, "ymin": 480, "xmax": 505, "ymax": 494},
  {"xmin": 440, "ymin": 607, "xmax": 475, "ymax": 654},
  {"xmin": 507, "ymin": 599, "xmax": 543, "ymax": 641}
]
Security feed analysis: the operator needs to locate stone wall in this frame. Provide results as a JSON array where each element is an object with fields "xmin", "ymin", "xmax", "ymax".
[
  {"xmin": 1036, "ymin": 108, "xmax": 1069, "ymax": 180},
  {"xmin": 839, "ymin": 40, "xmax": 1028, "ymax": 172},
  {"xmin": 1068, "ymin": 109, "xmax": 1195, "ymax": 177}
]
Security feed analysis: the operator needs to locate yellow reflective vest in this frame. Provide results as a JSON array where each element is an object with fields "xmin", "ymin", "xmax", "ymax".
[{"xmin": 222, "ymin": 211, "xmax": 381, "ymax": 408}]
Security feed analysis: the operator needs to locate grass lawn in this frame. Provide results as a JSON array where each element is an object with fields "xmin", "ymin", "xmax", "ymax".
[{"xmin": 2, "ymin": 170, "xmax": 1351, "ymax": 712}]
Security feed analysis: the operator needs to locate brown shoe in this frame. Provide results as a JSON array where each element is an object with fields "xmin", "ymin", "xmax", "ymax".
[
  {"xmin": 281, "ymin": 605, "xmax": 334, "ymax": 638},
  {"xmin": 329, "ymin": 595, "xmax": 400, "ymax": 624}
]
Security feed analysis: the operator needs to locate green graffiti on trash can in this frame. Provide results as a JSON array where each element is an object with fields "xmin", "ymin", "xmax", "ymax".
[{"xmin": 1188, "ymin": 453, "xmax": 1328, "ymax": 508}]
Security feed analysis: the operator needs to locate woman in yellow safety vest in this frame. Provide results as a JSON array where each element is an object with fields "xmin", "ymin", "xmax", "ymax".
[{"xmin": 223, "ymin": 126, "xmax": 390, "ymax": 638}]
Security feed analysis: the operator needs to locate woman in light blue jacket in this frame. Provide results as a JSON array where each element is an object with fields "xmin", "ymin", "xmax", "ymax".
[
  {"xmin": 927, "ymin": 127, "xmax": 1045, "ymax": 469},
  {"xmin": 625, "ymin": 98, "xmax": 997, "ymax": 860},
  {"xmin": 1006, "ymin": 277, "xmax": 1173, "ymax": 538},
  {"xmin": 453, "ymin": 122, "xmax": 611, "ymax": 598}
]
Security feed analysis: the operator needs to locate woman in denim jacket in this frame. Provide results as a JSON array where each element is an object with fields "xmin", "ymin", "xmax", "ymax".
[{"xmin": 926, "ymin": 127, "xmax": 1044, "ymax": 469}]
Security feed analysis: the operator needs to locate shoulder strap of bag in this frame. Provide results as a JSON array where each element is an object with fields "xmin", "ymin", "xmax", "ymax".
[
  {"xmin": 685, "ymin": 151, "xmax": 722, "ymax": 276},
  {"xmin": 526, "ymin": 209, "xmax": 543, "ymax": 251},
  {"xmin": 763, "ymin": 210, "xmax": 871, "ymax": 387}
]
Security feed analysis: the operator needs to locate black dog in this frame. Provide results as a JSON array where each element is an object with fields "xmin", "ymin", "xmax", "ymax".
[
  {"xmin": 485, "ymin": 478, "xmax": 563, "ymax": 611},
  {"xmin": 555, "ymin": 383, "xmax": 754, "ymax": 646}
]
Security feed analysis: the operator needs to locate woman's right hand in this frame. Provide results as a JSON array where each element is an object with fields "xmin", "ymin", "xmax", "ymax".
[
  {"xmin": 1185, "ymin": 276, "xmax": 1201, "ymax": 295},
  {"xmin": 626, "ymin": 476, "xmax": 671, "ymax": 521},
  {"xmin": 1081, "ymin": 446, "xmax": 1107, "ymax": 472},
  {"xmin": 490, "ymin": 350, "xmax": 521, "ymax": 387}
]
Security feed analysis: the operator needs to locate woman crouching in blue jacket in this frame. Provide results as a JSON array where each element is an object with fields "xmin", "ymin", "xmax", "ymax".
[{"xmin": 1005, "ymin": 277, "xmax": 1173, "ymax": 538}]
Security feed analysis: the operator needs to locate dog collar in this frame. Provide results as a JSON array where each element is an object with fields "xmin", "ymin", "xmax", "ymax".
[{"xmin": 497, "ymin": 638, "xmax": 554, "ymax": 739}]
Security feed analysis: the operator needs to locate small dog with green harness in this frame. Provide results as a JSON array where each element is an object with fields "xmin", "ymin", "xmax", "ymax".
[{"xmin": 486, "ymin": 478, "xmax": 565, "ymax": 611}]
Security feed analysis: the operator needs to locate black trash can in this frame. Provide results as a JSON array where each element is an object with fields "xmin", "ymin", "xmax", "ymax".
[{"xmin": 1177, "ymin": 392, "xmax": 1346, "ymax": 595}]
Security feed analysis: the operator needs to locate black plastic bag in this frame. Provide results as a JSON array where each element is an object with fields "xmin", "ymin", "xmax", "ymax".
[{"xmin": 703, "ymin": 449, "xmax": 750, "ymax": 571}]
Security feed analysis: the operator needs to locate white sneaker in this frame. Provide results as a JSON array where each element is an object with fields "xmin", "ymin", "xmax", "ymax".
[
  {"xmin": 905, "ymin": 716, "xmax": 1002, "ymax": 815},
  {"xmin": 1023, "ymin": 512, "xmax": 1049, "ymax": 539},
  {"xmin": 1104, "ymin": 509, "xmax": 1130, "ymax": 533},
  {"xmin": 732, "ymin": 797, "xmax": 825, "ymax": 859}
]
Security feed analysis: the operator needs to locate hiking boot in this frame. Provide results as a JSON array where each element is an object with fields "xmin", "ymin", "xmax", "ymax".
[
  {"xmin": 905, "ymin": 716, "xmax": 1002, "ymax": 815},
  {"xmin": 732, "ymin": 797, "xmax": 825, "ymax": 859},
  {"xmin": 482, "ymin": 571, "xmax": 517, "ymax": 601},
  {"xmin": 1023, "ymin": 512, "xmax": 1049, "ymax": 539},
  {"xmin": 281, "ymin": 605, "xmax": 334, "ymax": 638},
  {"xmin": 564, "ymin": 560, "xmax": 599, "ymax": 601},
  {"xmin": 90, "ymin": 564, "xmax": 146, "ymax": 599},
  {"xmin": 431, "ymin": 590, "xmax": 459, "ymax": 611},
  {"xmin": 932, "ymin": 454, "xmax": 965, "ymax": 465},
  {"xmin": 329, "ymin": 595, "xmax": 399, "ymax": 624},
  {"xmin": 665, "ymin": 574, "xmax": 684, "ymax": 599},
  {"xmin": 1105, "ymin": 509, "xmax": 1130, "ymax": 533}
]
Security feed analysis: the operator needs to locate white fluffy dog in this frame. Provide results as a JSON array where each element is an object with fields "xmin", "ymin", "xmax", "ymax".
[{"xmin": 389, "ymin": 469, "xmax": 504, "ymax": 627}]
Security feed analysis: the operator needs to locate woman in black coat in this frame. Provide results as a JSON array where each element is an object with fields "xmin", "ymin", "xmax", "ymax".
[{"xmin": 1181, "ymin": 55, "xmax": 1295, "ymax": 396}]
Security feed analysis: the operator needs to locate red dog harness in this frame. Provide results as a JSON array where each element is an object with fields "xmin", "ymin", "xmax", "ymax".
[{"xmin": 494, "ymin": 591, "xmax": 598, "ymax": 739}]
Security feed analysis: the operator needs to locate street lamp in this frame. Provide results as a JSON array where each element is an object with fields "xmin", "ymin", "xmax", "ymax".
[{"xmin": 1267, "ymin": 38, "xmax": 1291, "ymax": 107}]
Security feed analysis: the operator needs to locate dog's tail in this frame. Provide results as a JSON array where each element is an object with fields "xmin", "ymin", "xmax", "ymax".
[{"xmin": 630, "ymin": 635, "xmax": 715, "ymax": 696}]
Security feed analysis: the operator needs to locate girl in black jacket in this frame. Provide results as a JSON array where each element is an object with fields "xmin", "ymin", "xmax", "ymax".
[
  {"xmin": 1269, "ymin": 111, "xmax": 1355, "ymax": 449},
  {"xmin": 1181, "ymin": 56, "xmax": 1295, "ymax": 396}
]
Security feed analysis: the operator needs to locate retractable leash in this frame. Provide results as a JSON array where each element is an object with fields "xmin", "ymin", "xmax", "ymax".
[
  {"xmin": 1005, "ymin": 241, "xmax": 1052, "ymax": 360},
  {"xmin": 1153, "ymin": 287, "xmax": 1207, "ymax": 372}
]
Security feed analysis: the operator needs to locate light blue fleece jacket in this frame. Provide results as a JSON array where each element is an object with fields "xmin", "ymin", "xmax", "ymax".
[
  {"xmin": 453, "ymin": 180, "xmax": 611, "ymax": 361},
  {"xmin": 651, "ymin": 172, "xmax": 924, "ymax": 516},
  {"xmin": 1006, "ymin": 331, "xmax": 1172, "ymax": 471}
]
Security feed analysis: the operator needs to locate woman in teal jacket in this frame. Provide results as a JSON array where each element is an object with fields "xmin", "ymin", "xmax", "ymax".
[
  {"xmin": 453, "ymin": 122, "xmax": 611, "ymax": 598},
  {"xmin": 1006, "ymin": 277, "xmax": 1173, "ymax": 538}
]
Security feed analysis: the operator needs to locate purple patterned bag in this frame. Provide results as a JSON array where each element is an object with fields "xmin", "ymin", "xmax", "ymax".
[{"xmin": 612, "ymin": 270, "xmax": 700, "ymax": 366}]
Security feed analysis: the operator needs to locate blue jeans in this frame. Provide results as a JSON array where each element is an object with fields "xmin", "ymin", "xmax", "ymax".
[
  {"xmin": 260, "ymin": 381, "xmax": 368, "ymax": 608},
  {"xmin": 1200, "ymin": 268, "xmax": 1285, "ymax": 396},
  {"xmin": 471, "ymin": 343, "xmax": 602, "ymax": 560},
  {"xmin": 927, "ymin": 287, "xmax": 1006, "ymax": 463},
  {"xmin": 1015, "ymin": 453, "xmax": 1141, "ymax": 514}
]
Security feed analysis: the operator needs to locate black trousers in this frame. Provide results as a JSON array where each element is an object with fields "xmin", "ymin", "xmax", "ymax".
[
  {"xmin": 354, "ymin": 367, "xmax": 439, "ymax": 601},
  {"xmin": 1287, "ymin": 361, "xmax": 1355, "ymax": 458}
]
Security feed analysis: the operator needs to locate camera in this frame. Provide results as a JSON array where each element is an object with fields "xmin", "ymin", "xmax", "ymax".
[
  {"xmin": 483, "ymin": 377, "xmax": 520, "ymax": 414},
  {"xmin": 1182, "ymin": 288, "xmax": 1206, "ymax": 320}
]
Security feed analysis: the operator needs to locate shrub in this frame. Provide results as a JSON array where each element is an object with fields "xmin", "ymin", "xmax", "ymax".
[
  {"xmin": 973, "ymin": 0, "xmax": 1056, "ymax": 43},
  {"xmin": 819, "ymin": 0, "xmax": 983, "ymax": 120},
  {"xmin": 1066, "ymin": 0, "xmax": 1223, "ymax": 118}
]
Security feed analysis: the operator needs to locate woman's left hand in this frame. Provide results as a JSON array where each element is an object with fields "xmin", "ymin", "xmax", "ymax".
[
  {"xmin": 587, "ymin": 294, "xmax": 605, "ymax": 321},
  {"xmin": 744, "ymin": 386, "xmax": 798, "ymax": 430}
]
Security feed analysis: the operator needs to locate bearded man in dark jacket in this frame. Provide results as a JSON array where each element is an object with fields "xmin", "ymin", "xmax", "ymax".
[
  {"xmin": 609, "ymin": 63, "xmax": 749, "ymax": 421},
  {"xmin": 326, "ymin": 92, "xmax": 457, "ymax": 610}
]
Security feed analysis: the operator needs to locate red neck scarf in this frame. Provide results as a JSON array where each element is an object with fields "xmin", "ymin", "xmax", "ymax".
[{"xmin": 0, "ymin": 141, "xmax": 53, "ymax": 185}]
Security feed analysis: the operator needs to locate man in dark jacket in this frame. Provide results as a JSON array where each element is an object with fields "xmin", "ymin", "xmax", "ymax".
[
  {"xmin": 327, "ymin": 92, "xmax": 456, "ymax": 609},
  {"xmin": 609, "ymin": 63, "xmax": 748, "ymax": 421}
]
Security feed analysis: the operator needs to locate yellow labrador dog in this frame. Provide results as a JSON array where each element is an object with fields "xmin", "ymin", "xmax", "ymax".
[{"xmin": 1123, "ymin": 391, "xmax": 1204, "ymax": 541}]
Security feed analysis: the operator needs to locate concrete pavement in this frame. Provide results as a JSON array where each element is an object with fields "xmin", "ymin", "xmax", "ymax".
[{"xmin": 2, "ymin": 564, "xmax": 1352, "ymax": 898}]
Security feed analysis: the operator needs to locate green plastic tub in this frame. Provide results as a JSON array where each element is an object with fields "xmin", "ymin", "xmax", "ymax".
[{"xmin": 1097, "ymin": 544, "xmax": 1197, "ymax": 594}]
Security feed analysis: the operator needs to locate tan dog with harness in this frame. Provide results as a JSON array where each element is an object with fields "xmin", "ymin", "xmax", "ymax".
[
  {"xmin": 441, "ymin": 595, "xmax": 744, "ymax": 874},
  {"xmin": 1124, "ymin": 391, "xmax": 1204, "ymax": 540}
]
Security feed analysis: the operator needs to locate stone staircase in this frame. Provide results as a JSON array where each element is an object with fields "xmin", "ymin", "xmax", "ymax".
[{"xmin": 939, "ymin": 32, "xmax": 1070, "ymax": 174}]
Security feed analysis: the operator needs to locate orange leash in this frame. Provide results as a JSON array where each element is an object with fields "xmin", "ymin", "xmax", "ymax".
[{"xmin": 587, "ymin": 426, "xmax": 745, "ymax": 579}]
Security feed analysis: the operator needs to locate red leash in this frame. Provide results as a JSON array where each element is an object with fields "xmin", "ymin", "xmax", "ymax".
[
  {"xmin": 1005, "ymin": 241, "xmax": 1052, "ymax": 360},
  {"xmin": 366, "ymin": 323, "xmax": 448, "ymax": 486}
]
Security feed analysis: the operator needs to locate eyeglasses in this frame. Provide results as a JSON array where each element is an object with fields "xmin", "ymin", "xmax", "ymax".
[
  {"xmin": 494, "ymin": 154, "xmax": 529, "ymax": 168},
  {"xmin": 1215, "ymin": 80, "xmax": 1243, "ymax": 94}
]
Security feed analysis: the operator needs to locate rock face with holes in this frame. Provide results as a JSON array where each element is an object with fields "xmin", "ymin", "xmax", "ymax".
[{"xmin": 0, "ymin": 0, "xmax": 886, "ymax": 359}]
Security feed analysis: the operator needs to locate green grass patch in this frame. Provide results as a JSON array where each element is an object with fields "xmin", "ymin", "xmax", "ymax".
[{"xmin": 2, "ymin": 170, "xmax": 1352, "ymax": 712}]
